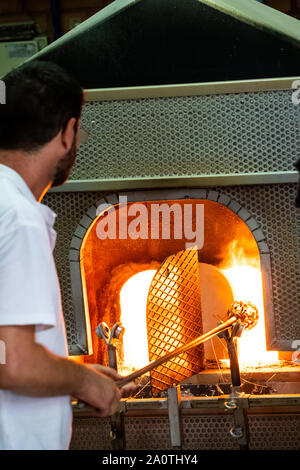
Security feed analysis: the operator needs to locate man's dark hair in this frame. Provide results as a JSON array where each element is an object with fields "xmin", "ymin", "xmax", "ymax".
[{"xmin": 0, "ymin": 60, "xmax": 83, "ymax": 152}]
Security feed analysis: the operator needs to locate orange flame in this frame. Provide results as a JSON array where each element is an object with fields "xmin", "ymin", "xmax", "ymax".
[
  {"xmin": 221, "ymin": 241, "xmax": 278, "ymax": 366},
  {"xmin": 119, "ymin": 241, "xmax": 278, "ymax": 373},
  {"xmin": 119, "ymin": 268, "xmax": 191, "ymax": 374}
]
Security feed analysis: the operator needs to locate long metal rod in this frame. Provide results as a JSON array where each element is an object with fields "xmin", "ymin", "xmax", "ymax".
[
  {"xmin": 116, "ymin": 316, "xmax": 237, "ymax": 388},
  {"xmin": 227, "ymin": 339, "xmax": 242, "ymax": 388}
]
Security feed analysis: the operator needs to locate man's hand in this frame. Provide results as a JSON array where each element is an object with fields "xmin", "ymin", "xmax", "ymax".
[
  {"xmin": 88, "ymin": 364, "xmax": 137, "ymax": 399},
  {"xmin": 0, "ymin": 325, "xmax": 136, "ymax": 418},
  {"xmin": 75, "ymin": 365, "xmax": 122, "ymax": 416}
]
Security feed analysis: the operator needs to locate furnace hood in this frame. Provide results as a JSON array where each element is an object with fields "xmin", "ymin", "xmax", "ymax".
[{"xmin": 28, "ymin": 0, "xmax": 300, "ymax": 88}]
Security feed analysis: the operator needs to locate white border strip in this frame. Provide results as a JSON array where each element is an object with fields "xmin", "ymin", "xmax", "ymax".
[
  {"xmin": 84, "ymin": 76, "xmax": 300, "ymax": 101},
  {"xmin": 49, "ymin": 171, "xmax": 298, "ymax": 193}
]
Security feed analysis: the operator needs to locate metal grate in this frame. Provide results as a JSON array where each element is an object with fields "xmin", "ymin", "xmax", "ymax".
[
  {"xmin": 70, "ymin": 413, "xmax": 300, "ymax": 450},
  {"xmin": 69, "ymin": 413, "xmax": 300, "ymax": 450},
  {"xmin": 146, "ymin": 248, "xmax": 204, "ymax": 395},
  {"xmin": 182, "ymin": 415, "xmax": 239, "ymax": 450},
  {"xmin": 69, "ymin": 416, "xmax": 112, "ymax": 450},
  {"xmin": 125, "ymin": 414, "xmax": 238, "ymax": 450},
  {"xmin": 248, "ymin": 415, "xmax": 300, "ymax": 450},
  {"xmin": 71, "ymin": 90, "xmax": 299, "ymax": 181},
  {"xmin": 43, "ymin": 190, "xmax": 105, "ymax": 347},
  {"xmin": 125, "ymin": 416, "xmax": 172, "ymax": 450}
]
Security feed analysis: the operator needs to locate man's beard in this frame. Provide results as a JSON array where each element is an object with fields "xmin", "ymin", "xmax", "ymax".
[{"xmin": 51, "ymin": 137, "xmax": 77, "ymax": 187}]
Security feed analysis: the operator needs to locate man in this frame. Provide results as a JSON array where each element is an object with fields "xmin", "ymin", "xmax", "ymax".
[{"xmin": 0, "ymin": 61, "xmax": 135, "ymax": 450}]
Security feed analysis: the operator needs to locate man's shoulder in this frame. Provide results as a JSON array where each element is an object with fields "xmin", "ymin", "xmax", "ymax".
[{"xmin": 0, "ymin": 179, "xmax": 42, "ymax": 233}]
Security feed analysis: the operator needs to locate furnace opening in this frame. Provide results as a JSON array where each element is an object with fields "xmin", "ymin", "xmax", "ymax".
[{"xmin": 77, "ymin": 196, "xmax": 282, "ymax": 384}]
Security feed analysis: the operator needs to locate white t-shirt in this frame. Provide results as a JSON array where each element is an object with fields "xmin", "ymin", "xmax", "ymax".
[{"xmin": 0, "ymin": 164, "xmax": 72, "ymax": 450}]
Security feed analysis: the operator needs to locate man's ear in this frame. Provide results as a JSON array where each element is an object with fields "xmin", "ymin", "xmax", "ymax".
[{"xmin": 61, "ymin": 117, "xmax": 77, "ymax": 151}]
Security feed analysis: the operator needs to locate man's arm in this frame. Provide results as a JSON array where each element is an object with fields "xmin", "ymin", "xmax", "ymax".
[{"xmin": 0, "ymin": 325, "xmax": 134, "ymax": 416}]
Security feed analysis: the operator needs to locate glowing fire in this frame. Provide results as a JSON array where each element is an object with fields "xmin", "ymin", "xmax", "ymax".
[
  {"xmin": 119, "ymin": 244, "xmax": 278, "ymax": 373},
  {"xmin": 221, "ymin": 242, "xmax": 278, "ymax": 366},
  {"xmin": 120, "ymin": 270, "xmax": 156, "ymax": 372},
  {"xmin": 119, "ymin": 268, "xmax": 191, "ymax": 374}
]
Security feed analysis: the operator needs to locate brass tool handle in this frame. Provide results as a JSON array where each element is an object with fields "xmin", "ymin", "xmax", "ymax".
[{"xmin": 116, "ymin": 316, "xmax": 237, "ymax": 388}]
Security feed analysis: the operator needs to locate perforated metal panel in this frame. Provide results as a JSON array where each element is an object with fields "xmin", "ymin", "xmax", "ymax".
[
  {"xmin": 125, "ymin": 416, "xmax": 171, "ymax": 450},
  {"xmin": 248, "ymin": 415, "xmax": 300, "ymax": 450},
  {"xmin": 182, "ymin": 415, "xmax": 239, "ymax": 450},
  {"xmin": 71, "ymin": 90, "xmax": 299, "ymax": 181},
  {"xmin": 43, "ymin": 191, "xmax": 105, "ymax": 347},
  {"xmin": 70, "ymin": 413, "xmax": 300, "ymax": 450},
  {"xmin": 69, "ymin": 413, "xmax": 300, "ymax": 450},
  {"xmin": 124, "ymin": 414, "xmax": 238, "ymax": 450},
  {"xmin": 70, "ymin": 416, "xmax": 112, "ymax": 450}
]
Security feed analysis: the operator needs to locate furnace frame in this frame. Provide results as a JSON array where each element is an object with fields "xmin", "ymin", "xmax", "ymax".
[{"xmin": 54, "ymin": 77, "xmax": 300, "ymax": 357}]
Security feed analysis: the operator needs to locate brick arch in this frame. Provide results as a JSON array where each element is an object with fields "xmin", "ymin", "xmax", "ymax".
[{"xmin": 68, "ymin": 188, "xmax": 274, "ymax": 356}]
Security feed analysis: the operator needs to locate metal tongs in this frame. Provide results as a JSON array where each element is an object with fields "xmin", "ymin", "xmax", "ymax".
[
  {"xmin": 95, "ymin": 322, "xmax": 124, "ymax": 370},
  {"xmin": 115, "ymin": 301, "xmax": 258, "ymax": 388}
]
